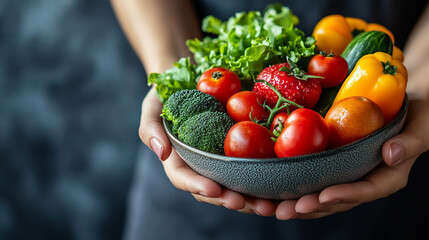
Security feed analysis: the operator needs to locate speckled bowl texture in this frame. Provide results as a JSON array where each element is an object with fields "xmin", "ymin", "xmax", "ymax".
[{"xmin": 164, "ymin": 96, "xmax": 408, "ymax": 200}]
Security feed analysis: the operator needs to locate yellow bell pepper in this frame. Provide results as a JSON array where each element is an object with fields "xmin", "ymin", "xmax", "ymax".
[
  {"xmin": 313, "ymin": 15, "xmax": 396, "ymax": 55},
  {"xmin": 333, "ymin": 52, "xmax": 408, "ymax": 124}
]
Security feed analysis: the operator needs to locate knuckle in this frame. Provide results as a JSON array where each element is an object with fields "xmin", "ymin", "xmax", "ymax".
[{"xmin": 138, "ymin": 124, "xmax": 150, "ymax": 144}]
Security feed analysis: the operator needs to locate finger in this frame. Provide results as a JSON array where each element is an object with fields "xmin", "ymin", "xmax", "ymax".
[
  {"xmin": 383, "ymin": 99, "xmax": 429, "ymax": 166},
  {"xmin": 276, "ymin": 199, "xmax": 298, "ymax": 220},
  {"xmin": 163, "ymin": 149, "xmax": 223, "ymax": 198},
  {"xmin": 244, "ymin": 197, "xmax": 277, "ymax": 216},
  {"xmin": 319, "ymin": 162, "xmax": 412, "ymax": 204},
  {"xmin": 293, "ymin": 202, "xmax": 359, "ymax": 220},
  {"xmin": 192, "ymin": 189, "xmax": 246, "ymax": 210},
  {"xmin": 295, "ymin": 193, "xmax": 320, "ymax": 214},
  {"xmin": 139, "ymin": 87, "xmax": 172, "ymax": 160}
]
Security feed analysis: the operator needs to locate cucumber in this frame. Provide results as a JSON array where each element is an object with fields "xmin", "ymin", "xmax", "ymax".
[
  {"xmin": 341, "ymin": 31, "xmax": 393, "ymax": 74},
  {"xmin": 312, "ymin": 85, "xmax": 341, "ymax": 117}
]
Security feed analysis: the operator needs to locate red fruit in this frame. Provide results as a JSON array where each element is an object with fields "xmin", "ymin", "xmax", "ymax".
[
  {"xmin": 274, "ymin": 108, "xmax": 329, "ymax": 158},
  {"xmin": 308, "ymin": 54, "xmax": 348, "ymax": 88},
  {"xmin": 224, "ymin": 121, "xmax": 276, "ymax": 158},
  {"xmin": 197, "ymin": 67, "xmax": 241, "ymax": 106},
  {"xmin": 253, "ymin": 63, "xmax": 322, "ymax": 111}
]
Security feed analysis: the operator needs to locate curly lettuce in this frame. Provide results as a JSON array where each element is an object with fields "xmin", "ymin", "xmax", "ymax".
[{"xmin": 149, "ymin": 4, "xmax": 316, "ymax": 102}]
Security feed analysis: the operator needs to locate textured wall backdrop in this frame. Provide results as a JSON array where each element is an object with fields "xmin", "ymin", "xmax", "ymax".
[{"xmin": 0, "ymin": 1, "xmax": 148, "ymax": 239}]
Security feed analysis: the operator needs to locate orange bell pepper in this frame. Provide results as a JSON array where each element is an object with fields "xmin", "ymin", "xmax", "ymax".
[
  {"xmin": 333, "ymin": 52, "xmax": 407, "ymax": 124},
  {"xmin": 392, "ymin": 46, "xmax": 404, "ymax": 62},
  {"xmin": 313, "ymin": 15, "xmax": 396, "ymax": 55},
  {"xmin": 345, "ymin": 17, "xmax": 368, "ymax": 34},
  {"xmin": 312, "ymin": 15, "xmax": 353, "ymax": 55}
]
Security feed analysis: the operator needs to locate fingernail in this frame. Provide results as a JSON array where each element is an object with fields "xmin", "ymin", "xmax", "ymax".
[
  {"xmin": 150, "ymin": 138, "xmax": 164, "ymax": 160},
  {"xmin": 390, "ymin": 142, "xmax": 404, "ymax": 165},
  {"xmin": 198, "ymin": 191, "xmax": 208, "ymax": 197},
  {"xmin": 321, "ymin": 198, "xmax": 341, "ymax": 204}
]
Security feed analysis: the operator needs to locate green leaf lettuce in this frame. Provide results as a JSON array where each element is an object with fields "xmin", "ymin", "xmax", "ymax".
[{"xmin": 148, "ymin": 4, "xmax": 316, "ymax": 102}]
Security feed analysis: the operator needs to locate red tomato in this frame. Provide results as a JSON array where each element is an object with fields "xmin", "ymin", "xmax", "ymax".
[
  {"xmin": 270, "ymin": 112, "xmax": 289, "ymax": 132},
  {"xmin": 197, "ymin": 67, "xmax": 241, "ymax": 105},
  {"xmin": 274, "ymin": 108, "xmax": 329, "ymax": 157},
  {"xmin": 308, "ymin": 54, "xmax": 348, "ymax": 88},
  {"xmin": 227, "ymin": 91, "xmax": 269, "ymax": 122},
  {"xmin": 224, "ymin": 121, "xmax": 276, "ymax": 158}
]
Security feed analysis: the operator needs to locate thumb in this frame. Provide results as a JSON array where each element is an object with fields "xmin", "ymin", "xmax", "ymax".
[
  {"xmin": 382, "ymin": 99, "xmax": 429, "ymax": 166},
  {"xmin": 139, "ymin": 87, "xmax": 172, "ymax": 161}
]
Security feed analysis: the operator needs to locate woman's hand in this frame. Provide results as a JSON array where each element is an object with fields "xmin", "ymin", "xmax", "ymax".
[
  {"xmin": 275, "ymin": 98, "xmax": 429, "ymax": 220},
  {"xmin": 138, "ymin": 87, "xmax": 278, "ymax": 216}
]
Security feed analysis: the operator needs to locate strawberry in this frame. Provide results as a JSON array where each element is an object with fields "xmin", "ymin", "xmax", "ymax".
[{"xmin": 253, "ymin": 62, "xmax": 322, "ymax": 112}]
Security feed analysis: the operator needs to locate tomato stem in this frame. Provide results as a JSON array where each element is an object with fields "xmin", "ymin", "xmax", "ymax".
[
  {"xmin": 319, "ymin": 50, "xmax": 335, "ymax": 57},
  {"xmin": 271, "ymin": 119, "xmax": 284, "ymax": 142},
  {"xmin": 280, "ymin": 57, "xmax": 324, "ymax": 81},
  {"xmin": 255, "ymin": 79, "xmax": 303, "ymax": 128},
  {"xmin": 211, "ymin": 71, "xmax": 223, "ymax": 80}
]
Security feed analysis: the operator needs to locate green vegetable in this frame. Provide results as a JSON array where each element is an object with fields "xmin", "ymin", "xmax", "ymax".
[
  {"xmin": 313, "ymin": 31, "xmax": 394, "ymax": 116},
  {"xmin": 312, "ymin": 85, "xmax": 341, "ymax": 117},
  {"xmin": 148, "ymin": 58, "xmax": 198, "ymax": 103},
  {"xmin": 149, "ymin": 4, "xmax": 317, "ymax": 102},
  {"xmin": 177, "ymin": 111, "xmax": 235, "ymax": 155},
  {"xmin": 341, "ymin": 31, "xmax": 393, "ymax": 74},
  {"xmin": 161, "ymin": 89, "xmax": 224, "ymax": 134}
]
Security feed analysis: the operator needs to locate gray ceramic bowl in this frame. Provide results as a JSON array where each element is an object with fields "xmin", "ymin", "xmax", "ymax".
[{"xmin": 163, "ymin": 96, "xmax": 408, "ymax": 200}]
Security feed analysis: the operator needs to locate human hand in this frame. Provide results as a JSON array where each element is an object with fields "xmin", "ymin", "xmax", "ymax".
[
  {"xmin": 138, "ymin": 87, "xmax": 278, "ymax": 216},
  {"xmin": 275, "ymin": 98, "xmax": 429, "ymax": 220}
]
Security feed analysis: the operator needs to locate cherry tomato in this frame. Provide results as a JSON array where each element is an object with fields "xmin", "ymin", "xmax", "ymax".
[
  {"xmin": 270, "ymin": 112, "xmax": 289, "ymax": 132},
  {"xmin": 274, "ymin": 108, "xmax": 329, "ymax": 158},
  {"xmin": 224, "ymin": 121, "xmax": 276, "ymax": 158},
  {"xmin": 308, "ymin": 53, "xmax": 348, "ymax": 88},
  {"xmin": 227, "ymin": 91, "xmax": 269, "ymax": 122},
  {"xmin": 197, "ymin": 67, "xmax": 241, "ymax": 106}
]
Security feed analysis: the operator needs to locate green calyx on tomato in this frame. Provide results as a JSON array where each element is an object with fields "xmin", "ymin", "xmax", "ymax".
[
  {"xmin": 279, "ymin": 57, "xmax": 325, "ymax": 81},
  {"xmin": 318, "ymin": 50, "xmax": 335, "ymax": 57},
  {"xmin": 211, "ymin": 71, "xmax": 223, "ymax": 80},
  {"xmin": 197, "ymin": 67, "xmax": 241, "ymax": 106}
]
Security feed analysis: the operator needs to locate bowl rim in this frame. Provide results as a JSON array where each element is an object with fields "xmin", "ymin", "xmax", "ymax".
[{"xmin": 163, "ymin": 94, "xmax": 409, "ymax": 163}]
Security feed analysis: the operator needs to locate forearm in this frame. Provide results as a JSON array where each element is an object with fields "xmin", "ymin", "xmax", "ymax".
[
  {"xmin": 110, "ymin": 0, "xmax": 202, "ymax": 73},
  {"xmin": 403, "ymin": 3, "xmax": 429, "ymax": 101}
]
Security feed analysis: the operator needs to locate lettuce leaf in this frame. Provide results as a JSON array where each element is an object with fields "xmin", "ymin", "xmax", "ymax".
[
  {"xmin": 147, "ymin": 57, "xmax": 197, "ymax": 103},
  {"xmin": 149, "ymin": 4, "xmax": 316, "ymax": 102}
]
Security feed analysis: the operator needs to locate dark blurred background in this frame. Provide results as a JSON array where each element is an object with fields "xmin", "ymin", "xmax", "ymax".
[{"xmin": 0, "ymin": 1, "xmax": 148, "ymax": 239}]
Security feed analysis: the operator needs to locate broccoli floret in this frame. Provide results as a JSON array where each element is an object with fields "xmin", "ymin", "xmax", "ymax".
[
  {"xmin": 178, "ymin": 111, "xmax": 235, "ymax": 155},
  {"xmin": 161, "ymin": 89, "xmax": 225, "ymax": 134}
]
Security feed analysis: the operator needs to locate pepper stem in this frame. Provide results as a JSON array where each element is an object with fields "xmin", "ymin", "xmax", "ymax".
[{"xmin": 382, "ymin": 61, "xmax": 397, "ymax": 75}]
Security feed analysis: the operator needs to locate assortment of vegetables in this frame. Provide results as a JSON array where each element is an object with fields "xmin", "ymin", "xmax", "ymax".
[
  {"xmin": 149, "ymin": 4, "xmax": 317, "ymax": 102},
  {"xmin": 334, "ymin": 52, "xmax": 408, "ymax": 124},
  {"xmin": 156, "ymin": 5, "xmax": 408, "ymax": 158}
]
